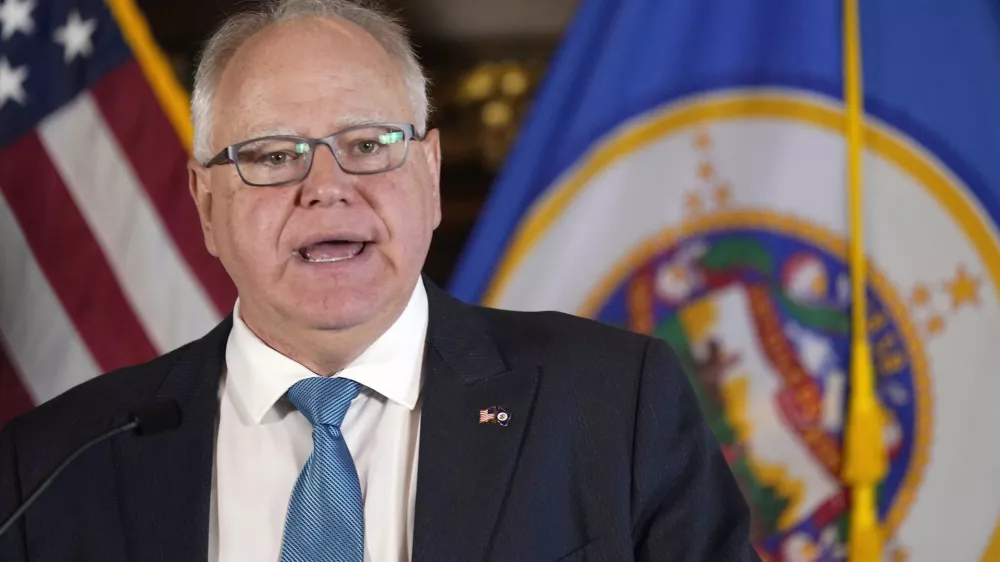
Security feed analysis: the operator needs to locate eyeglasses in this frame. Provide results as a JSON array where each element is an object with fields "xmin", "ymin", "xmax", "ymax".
[{"xmin": 203, "ymin": 122, "xmax": 425, "ymax": 187}]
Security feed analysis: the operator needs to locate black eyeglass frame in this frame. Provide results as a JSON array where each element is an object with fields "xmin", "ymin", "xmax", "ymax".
[{"xmin": 202, "ymin": 122, "xmax": 426, "ymax": 187}]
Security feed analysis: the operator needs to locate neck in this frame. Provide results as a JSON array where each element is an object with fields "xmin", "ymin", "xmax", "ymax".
[{"xmin": 239, "ymin": 302, "xmax": 405, "ymax": 375}]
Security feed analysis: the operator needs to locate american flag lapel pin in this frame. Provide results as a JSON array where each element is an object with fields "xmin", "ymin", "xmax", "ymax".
[{"xmin": 479, "ymin": 406, "xmax": 510, "ymax": 427}]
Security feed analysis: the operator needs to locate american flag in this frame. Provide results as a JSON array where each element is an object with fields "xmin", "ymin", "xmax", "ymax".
[
  {"xmin": 478, "ymin": 406, "xmax": 496, "ymax": 423},
  {"xmin": 0, "ymin": 0, "xmax": 235, "ymax": 429}
]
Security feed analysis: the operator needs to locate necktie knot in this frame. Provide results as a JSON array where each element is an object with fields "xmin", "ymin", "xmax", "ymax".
[{"xmin": 287, "ymin": 377, "xmax": 360, "ymax": 427}]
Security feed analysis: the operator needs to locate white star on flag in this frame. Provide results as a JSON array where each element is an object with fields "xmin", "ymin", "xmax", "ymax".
[
  {"xmin": 0, "ymin": 0, "xmax": 35, "ymax": 41},
  {"xmin": 54, "ymin": 10, "xmax": 96, "ymax": 63},
  {"xmin": 0, "ymin": 56, "xmax": 28, "ymax": 109}
]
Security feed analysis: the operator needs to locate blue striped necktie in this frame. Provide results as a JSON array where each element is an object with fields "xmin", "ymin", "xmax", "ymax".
[{"xmin": 281, "ymin": 377, "xmax": 364, "ymax": 562}]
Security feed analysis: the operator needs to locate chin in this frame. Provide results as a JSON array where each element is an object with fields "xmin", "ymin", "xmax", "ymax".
[
  {"xmin": 301, "ymin": 309, "xmax": 374, "ymax": 332},
  {"xmin": 290, "ymin": 286, "xmax": 386, "ymax": 331}
]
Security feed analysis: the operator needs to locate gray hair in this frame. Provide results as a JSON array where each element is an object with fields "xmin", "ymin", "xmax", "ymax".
[{"xmin": 190, "ymin": 0, "xmax": 430, "ymax": 163}]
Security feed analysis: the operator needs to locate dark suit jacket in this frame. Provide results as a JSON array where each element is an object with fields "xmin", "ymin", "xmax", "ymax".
[{"xmin": 0, "ymin": 279, "xmax": 759, "ymax": 561}]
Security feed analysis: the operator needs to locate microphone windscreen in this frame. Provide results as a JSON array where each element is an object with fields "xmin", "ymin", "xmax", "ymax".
[{"xmin": 129, "ymin": 400, "xmax": 182, "ymax": 436}]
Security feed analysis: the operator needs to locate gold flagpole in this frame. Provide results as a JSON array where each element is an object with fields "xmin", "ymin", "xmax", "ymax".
[
  {"xmin": 105, "ymin": 0, "xmax": 193, "ymax": 154},
  {"xmin": 841, "ymin": 0, "xmax": 887, "ymax": 560}
]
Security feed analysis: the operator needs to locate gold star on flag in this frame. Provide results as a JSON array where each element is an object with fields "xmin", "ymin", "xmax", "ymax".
[
  {"xmin": 910, "ymin": 283, "xmax": 931, "ymax": 307},
  {"xmin": 694, "ymin": 129, "xmax": 711, "ymax": 151},
  {"xmin": 713, "ymin": 182, "xmax": 732, "ymax": 206},
  {"xmin": 926, "ymin": 314, "xmax": 946, "ymax": 337},
  {"xmin": 697, "ymin": 161, "xmax": 714, "ymax": 180},
  {"xmin": 945, "ymin": 265, "xmax": 981, "ymax": 310},
  {"xmin": 685, "ymin": 192, "xmax": 703, "ymax": 215}
]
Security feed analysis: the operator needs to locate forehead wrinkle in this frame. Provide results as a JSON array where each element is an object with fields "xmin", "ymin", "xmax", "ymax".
[
  {"xmin": 336, "ymin": 113, "xmax": 389, "ymax": 128},
  {"xmin": 242, "ymin": 126, "xmax": 302, "ymax": 140}
]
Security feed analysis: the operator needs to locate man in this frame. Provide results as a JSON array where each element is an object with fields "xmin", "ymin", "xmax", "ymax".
[{"xmin": 0, "ymin": 0, "xmax": 758, "ymax": 560}]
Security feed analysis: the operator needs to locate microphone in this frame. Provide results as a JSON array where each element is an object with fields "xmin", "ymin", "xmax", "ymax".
[{"xmin": 0, "ymin": 400, "xmax": 182, "ymax": 538}]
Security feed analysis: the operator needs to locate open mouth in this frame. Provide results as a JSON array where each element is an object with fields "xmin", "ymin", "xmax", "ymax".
[{"xmin": 294, "ymin": 240, "xmax": 367, "ymax": 263}]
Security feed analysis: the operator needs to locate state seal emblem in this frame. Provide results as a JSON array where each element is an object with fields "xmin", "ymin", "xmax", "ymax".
[{"xmin": 484, "ymin": 91, "xmax": 1000, "ymax": 561}]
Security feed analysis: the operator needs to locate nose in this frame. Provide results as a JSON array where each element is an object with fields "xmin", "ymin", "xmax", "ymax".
[{"xmin": 298, "ymin": 146, "xmax": 357, "ymax": 208}]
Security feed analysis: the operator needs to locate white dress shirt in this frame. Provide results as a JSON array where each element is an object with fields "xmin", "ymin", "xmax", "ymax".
[{"xmin": 208, "ymin": 279, "xmax": 428, "ymax": 562}]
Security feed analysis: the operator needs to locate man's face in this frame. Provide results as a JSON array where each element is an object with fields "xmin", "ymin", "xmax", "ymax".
[{"xmin": 189, "ymin": 17, "xmax": 441, "ymax": 339}]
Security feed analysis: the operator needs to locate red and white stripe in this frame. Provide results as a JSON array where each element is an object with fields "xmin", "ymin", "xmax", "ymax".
[{"xmin": 0, "ymin": 60, "xmax": 236, "ymax": 427}]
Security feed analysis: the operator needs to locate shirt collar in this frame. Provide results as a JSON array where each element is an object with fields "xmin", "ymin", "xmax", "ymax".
[{"xmin": 224, "ymin": 278, "xmax": 429, "ymax": 424}]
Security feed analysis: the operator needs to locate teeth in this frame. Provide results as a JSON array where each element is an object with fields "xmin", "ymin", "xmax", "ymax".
[{"xmin": 294, "ymin": 243, "xmax": 365, "ymax": 263}]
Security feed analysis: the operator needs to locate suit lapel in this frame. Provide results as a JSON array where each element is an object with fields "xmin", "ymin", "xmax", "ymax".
[
  {"xmin": 105, "ymin": 279, "xmax": 537, "ymax": 561},
  {"xmin": 112, "ymin": 317, "xmax": 231, "ymax": 562},
  {"xmin": 413, "ymin": 282, "xmax": 540, "ymax": 562}
]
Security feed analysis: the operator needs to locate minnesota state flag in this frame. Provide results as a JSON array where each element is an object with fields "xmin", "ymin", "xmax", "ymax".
[{"xmin": 449, "ymin": 1, "xmax": 1000, "ymax": 560}]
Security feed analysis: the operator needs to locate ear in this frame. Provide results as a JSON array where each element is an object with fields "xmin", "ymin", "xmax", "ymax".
[
  {"xmin": 420, "ymin": 128, "xmax": 443, "ymax": 229},
  {"xmin": 188, "ymin": 159, "xmax": 219, "ymax": 257}
]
